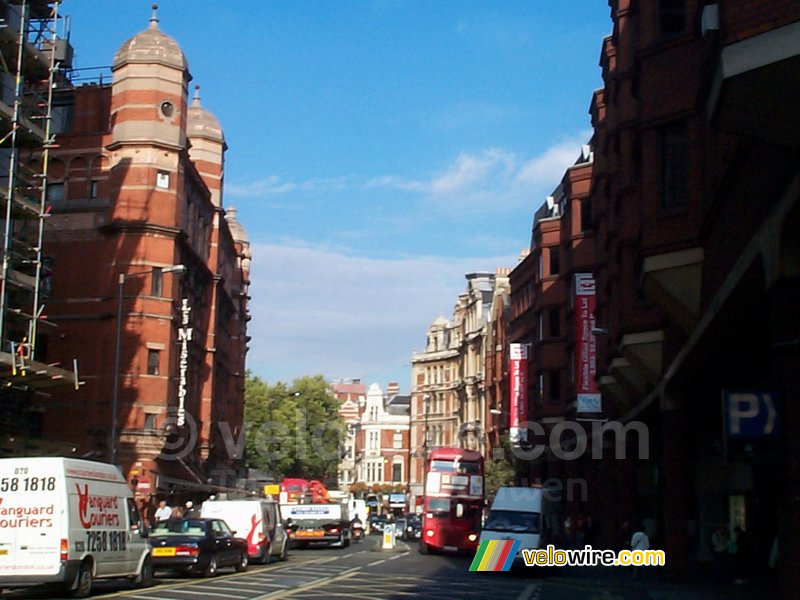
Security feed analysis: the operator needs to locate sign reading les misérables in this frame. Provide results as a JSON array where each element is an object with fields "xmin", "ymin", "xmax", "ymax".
[{"xmin": 177, "ymin": 298, "xmax": 192, "ymax": 427}]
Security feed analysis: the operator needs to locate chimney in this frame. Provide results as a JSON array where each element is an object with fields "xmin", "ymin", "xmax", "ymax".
[{"xmin": 386, "ymin": 382, "xmax": 400, "ymax": 396}]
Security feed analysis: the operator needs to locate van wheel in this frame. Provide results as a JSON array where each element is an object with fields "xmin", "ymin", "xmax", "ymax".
[
  {"xmin": 279, "ymin": 539, "xmax": 288, "ymax": 561},
  {"xmin": 137, "ymin": 557, "xmax": 154, "ymax": 588},
  {"xmin": 70, "ymin": 562, "xmax": 93, "ymax": 598}
]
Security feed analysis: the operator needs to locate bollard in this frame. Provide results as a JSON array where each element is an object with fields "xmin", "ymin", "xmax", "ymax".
[{"xmin": 382, "ymin": 523, "xmax": 395, "ymax": 549}]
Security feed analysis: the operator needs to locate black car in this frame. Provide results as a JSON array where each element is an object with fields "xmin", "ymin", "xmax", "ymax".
[
  {"xmin": 403, "ymin": 514, "xmax": 422, "ymax": 540},
  {"xmin": 150, "ymin": 518, "xmax": 249, "ymax": 577},
  {"xmin": 369, "ymin": 514, "xmax": 388, "ymax": 534}
]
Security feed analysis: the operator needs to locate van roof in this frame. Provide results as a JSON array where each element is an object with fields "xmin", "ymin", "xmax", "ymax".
[{"xmin": 490, "ymin": 486, "xmax": 543, "ymax": 510}]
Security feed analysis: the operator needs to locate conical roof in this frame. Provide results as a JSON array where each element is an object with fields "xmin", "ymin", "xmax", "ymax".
[
  {"xmin": 113, "ymin": 4, "xmax": 188, "ymax": 72},
  {"xmin": 187, "ymin": 86, "xmax": 225, "ymax": 144}
]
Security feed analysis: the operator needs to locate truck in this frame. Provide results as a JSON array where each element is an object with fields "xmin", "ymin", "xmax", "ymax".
[
  {"xmin": 281, "ymin": 502, "xmax": 351, "ymax": 548},
  {"xmin": 0, "ymin": 457, "xmax": 152, "ymax": 598}
]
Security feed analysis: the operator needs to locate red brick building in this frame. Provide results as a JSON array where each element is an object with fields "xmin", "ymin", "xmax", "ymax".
[
  {"xmin": 500, "ymin": 3, "xmax": 799, "ymax": 592},
  {"xmin": 35, "ymin": 8, "xmax": 250, "ymax": 503}
]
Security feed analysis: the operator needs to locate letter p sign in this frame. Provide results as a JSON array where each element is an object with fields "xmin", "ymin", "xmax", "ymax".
[{"xmin": 724, "ymin": 390, "xmax": 779, "ymax": 438}]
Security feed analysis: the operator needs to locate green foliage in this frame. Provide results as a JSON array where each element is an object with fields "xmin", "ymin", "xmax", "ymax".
[
  {"xmin": 485, "ymin": 457, "xmax": 515, "ymax": 504},
  {"xmin": 243, "ymin": 372, "xmax": 345, "ymax": 481}
]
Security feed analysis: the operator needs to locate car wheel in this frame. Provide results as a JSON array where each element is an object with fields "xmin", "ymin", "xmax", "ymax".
[
  {"xmin": 279, "ymin": 539, "xmax": 288, "ymax": 561},
  {"xmin": 137, "ymin": 557, "xmax": 154, "ymax": 588},
  {"xmin": 70, "ymin": 562, "xmax": 93, "ymax": 598},
  {"xmin": 203, "ymin": 554, "xmax": 218, "ymax": 577},
  {"xmin": 235, "ymin": 552, "xmax": 249, "ymax": 573}
]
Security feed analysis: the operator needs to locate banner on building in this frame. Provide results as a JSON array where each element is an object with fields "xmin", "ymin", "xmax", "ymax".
[
  {"xmin": 509, "ymin": 343, "xmax": 529, "ymax": 443},
  {"xmin": 574, "ymin": 274, "xmax": 601, "ymax": 414}
]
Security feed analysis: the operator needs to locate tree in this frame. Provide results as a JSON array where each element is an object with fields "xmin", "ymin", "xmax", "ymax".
[
  {"xmin": 484, "ymin": 458, "xmax": 515, "ymax": 504},
  {"xmin": 243, "ymin": 373, "xmax": 345, "ymax": 481}
]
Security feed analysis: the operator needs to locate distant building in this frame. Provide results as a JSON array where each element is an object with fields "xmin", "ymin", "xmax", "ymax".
[
  {"xmin": 331, "ymin": 378, "xmax": 366, "ymax": 490},
  {"xmin": 357, "ymin": 383, "xmax": 410, "ymax": 491}
]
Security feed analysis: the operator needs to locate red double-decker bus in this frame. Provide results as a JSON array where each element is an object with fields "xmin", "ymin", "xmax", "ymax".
[{"xmin": 419, "ymin": 447, "xmax": 484, "ymax": 554}]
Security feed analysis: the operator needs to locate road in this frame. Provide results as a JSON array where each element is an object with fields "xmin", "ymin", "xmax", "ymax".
[{"xmin": 3, "ymin": 538, "xmax": 542, "ymax": 600}]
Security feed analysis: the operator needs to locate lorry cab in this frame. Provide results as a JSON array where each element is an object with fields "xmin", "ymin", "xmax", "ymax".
[
  {"xmin": 0, "ymin": 457, "xmax": 152, "ymax": 598},
  {"xmin": 200, "ymin": 498, "xmax": 288, "ymax": 563}
]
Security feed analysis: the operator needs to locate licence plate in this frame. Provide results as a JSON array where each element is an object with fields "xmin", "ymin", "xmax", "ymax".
[
  {"xmin": 444, "ymin": 545, "xmax": 458, "ymax": 552},
  {"xmin": 152, "ymin": 547, "xmax": 176, "ymax": 557},
  {"xmin": 296, "ymin": 530, "xmax": 324, "ymax": 538}
]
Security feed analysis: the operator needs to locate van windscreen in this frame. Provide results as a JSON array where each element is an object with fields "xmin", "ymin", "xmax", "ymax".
[{"xmin": 485, "ymin": 510, "xmax": 540, "ymax": 534}]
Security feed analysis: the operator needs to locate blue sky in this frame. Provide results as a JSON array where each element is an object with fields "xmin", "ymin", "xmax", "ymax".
[{"xmin": 67, "ymin": 1, "xmax": 610, "ymax": 392}]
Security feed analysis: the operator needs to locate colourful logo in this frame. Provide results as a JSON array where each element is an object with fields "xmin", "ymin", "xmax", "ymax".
[{"xmin": 469, "ymin": 540, "xmax": 521, "ymax": 572}]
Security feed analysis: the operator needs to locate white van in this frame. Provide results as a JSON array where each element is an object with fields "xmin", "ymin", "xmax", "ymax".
[
  {"xmin": 200, "ymin": 498, "xmax": 288, "ymax": 563},
  {"xmin": 479, "ymin": 486, "xmax": 561, "ymax": 567},
  {"xmin": 0, "ymin": 457, "xmax": 152, "ymax": 598}
]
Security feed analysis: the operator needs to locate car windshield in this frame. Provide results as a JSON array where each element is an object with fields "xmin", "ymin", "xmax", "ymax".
[
  {"xmin": 407, "ymin": 515, "xmax": 421, "ymax": 526},
  {"xmin": 151, "ymin": 519, "xmax": 207, "ymax": 537},
  {"xmin": 484, "ymin": 510, "xmax": 541, "ymax": 534}
]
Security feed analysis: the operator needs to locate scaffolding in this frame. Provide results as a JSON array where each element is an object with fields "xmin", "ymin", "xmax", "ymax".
[{"xmin": 0, "ymin": 0, "xmax": 79, "ymax": 447}]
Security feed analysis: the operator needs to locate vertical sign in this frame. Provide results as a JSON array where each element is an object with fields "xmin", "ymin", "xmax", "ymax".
[
  {"xmin": 574, "ymin": 274, "xmax": 601, "ymax": 413},
  {"xmin": 509, "ymin": 343, "xmax": 529, "ymax": 443},
  {"xmin": 177, "ymin": 298, "xmax": 192, "ymax": 426}
]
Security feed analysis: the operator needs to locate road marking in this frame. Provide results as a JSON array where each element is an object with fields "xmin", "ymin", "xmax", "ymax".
[
  {"xmin": 160, "ymin": 589, "xmax": 239, "ymax": 598},
  {"xmin": 388, "ymin": 552, "xmax": 407, "ymax": 560},
  {"xmin": 516, "ymin": 583, "xmax": 538, "ymax": 600},
  {"xmin": 367, "ymin": 559, "xmax": 386, "ymax": 567},
  {"xmin": 255, "ymin": 568, "xmax": 360, "ymax": 599}
]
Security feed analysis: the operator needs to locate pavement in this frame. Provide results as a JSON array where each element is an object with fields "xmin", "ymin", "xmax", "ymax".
[{"xmin": 545, "ymin": 565, "xmax": 778, "ymax": 599}]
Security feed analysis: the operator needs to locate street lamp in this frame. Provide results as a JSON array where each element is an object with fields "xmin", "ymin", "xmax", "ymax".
[
  {"xmin": 421, "ymin": 394, "xmax": 431, "ymax": 498},
  {"xmin": 110, "ymin": 264, "xmax": 185, "ymax": 465}
]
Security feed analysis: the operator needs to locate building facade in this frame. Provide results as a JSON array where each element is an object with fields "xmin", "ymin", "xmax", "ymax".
[
  {"xmin": 356, "ymin": 382, "xmax": 410, "ymax": 491},
  {"xmin": 33, "ymin": 8, "xmax": 249, "ymax": 506}
]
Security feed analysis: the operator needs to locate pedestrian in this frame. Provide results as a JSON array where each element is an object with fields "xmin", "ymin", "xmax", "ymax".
[
  {"xmin": 731, "ymin": 526, "xmax": 751, "ymax": 585},
  {"xmin": 583, "ymin": 516, "xmax": 596, "ymax": 547},
  {"xmin": 711, "ymin": 523, "xmax": 729, "ymax": 582},
  {"xmin": 183, "ymin": 500, "xmax": 200, "ymax": 518},
  {"xmin": 618, "ymin": 520, "xmax": 632, "ymax": 552},
  {"xmin": 154, "ymin": 500, "xmax": 172, "ymax": 522},
  {"xmin": 630, "ymin": 523, "xmax": 650, "ymax": 580}
]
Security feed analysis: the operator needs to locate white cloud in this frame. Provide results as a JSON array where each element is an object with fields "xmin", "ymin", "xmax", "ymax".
[
  {"xmin": 228, "ymin": 132, "xmax": 591, "ymax": 216},
  {"xmin": 245, "ymin": 242, "xmax": 516, "ymax": 389}
]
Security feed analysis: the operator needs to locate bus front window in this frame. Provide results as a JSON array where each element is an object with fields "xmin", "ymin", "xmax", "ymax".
[{"xmin": 426, "ymin": 498, "xmax": 450, "ymax": 516}]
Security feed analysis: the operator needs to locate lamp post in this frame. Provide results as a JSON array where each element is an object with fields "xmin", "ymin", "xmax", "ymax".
[
  {"xmin": 110, "ymin": 264, "xmax": 185, "ymax": 465},
  {"xmin": 421, "ymin": 394, "xmax": 431, "ymax": 498}
]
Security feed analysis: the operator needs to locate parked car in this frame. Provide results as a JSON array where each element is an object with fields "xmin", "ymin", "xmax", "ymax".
[
  {"xmin": 403, "ymin": 514, "xmax": 422, "ymax": 541},
  {"xmin": 149, "ymin": 518, "xmax": 249, "ymax": 577}
]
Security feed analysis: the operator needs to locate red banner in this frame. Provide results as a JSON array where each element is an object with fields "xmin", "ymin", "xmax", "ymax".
[
  {"xmin": 574, "ymin": 273, "xmax": 601, "ymax": 413},
  {"xmin": 509, "ymin": 343, "xmax": 529, "ymax": 442}
]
